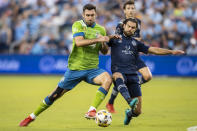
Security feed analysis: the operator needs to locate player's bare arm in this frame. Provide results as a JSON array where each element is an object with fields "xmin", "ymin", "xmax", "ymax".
[
  {"xmin": 74, "ymin": 35, "xmax": 109, "ymax": 47},
  {"xmin": 100, "ymin": 43, "xmax": 109, "ymax": 55},
  {"xmin": 108, "ymin": 35, "xmax": 122, "ymax": 40},
  {"xmin": 100, "ymin": 35, "xmax": 121, "ymax": 54},
  {"xmin": 148, "ymin": 47, "xmax": 185, "ymax": 55}
]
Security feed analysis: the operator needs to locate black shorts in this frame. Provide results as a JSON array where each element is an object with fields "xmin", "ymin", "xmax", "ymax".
[
  {"xmin": 136, "ymin": 57, "xmax": 147, "ymax": 70},
  {"xmin": 122, "ymin": 74, "xmax": 142, "ymax": 98}
]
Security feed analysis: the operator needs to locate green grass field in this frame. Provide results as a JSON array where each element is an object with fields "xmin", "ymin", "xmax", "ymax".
[{"xmin": 0, "ymin": 76, "xmax": 197, "ymax": 131}]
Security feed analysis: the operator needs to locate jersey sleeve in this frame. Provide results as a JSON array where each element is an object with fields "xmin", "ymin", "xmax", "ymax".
[
  {"xmin": 106, "ymin": 38, "xmax": 114, "ymax": 47},
  {"xmin": 137, "ymin": 40, "xmax": 150, "ymax": 54},
  {"xmin": 115, "ymin": 23, "xmax": 123, "ymax": 35},
  {"xmin": 72, "ymin": 21, "xmax": 85, "ymax": 38}
]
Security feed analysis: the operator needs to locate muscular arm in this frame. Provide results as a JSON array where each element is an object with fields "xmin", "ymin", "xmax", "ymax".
[
  {"xmin": 100, "ymin": 43, "xmax": 109, "ymax": 55},
  {"xmin": 100, "ymin": 35, "xmax": 121, "ymax": 55},
  {"xmin": 72, "ymin": 21, "xmax": 110, "ymax": 47},
  {"xmin": 75, "ymin": 36, "xmax": 102, "ymax": 47},
  {"xmin": 148, "ymin": 47, "xmax": 185, "ymax": 55}
]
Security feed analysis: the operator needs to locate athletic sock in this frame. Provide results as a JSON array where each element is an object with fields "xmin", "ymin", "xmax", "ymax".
[
  {"xmin": 139, "ymin": 75, "xmax": 148, "ymax": 84},
  {"xmin": 92, "ymin": 87, "xmax": 108, "ymax": 109},
  {"xmin": 108, "ymin": 86, "xmax": 118, "ymax": 104},
  {"xmin": 33, "ymin": 96, "xmax": 52, "ymax": 117},
  {"xmin": 116, "ymin": 78, "xmax": 132, "ymax": 104},
  {"xmin": 88, "ymin": 106, "xmax": 96, "ymax": 112},
  {"xmin": 30, "ymin": 113, "xmax": 36, "ymax": 119}
]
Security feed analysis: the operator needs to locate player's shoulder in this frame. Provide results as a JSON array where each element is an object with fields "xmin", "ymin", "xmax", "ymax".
[
  {"xmin": 72, "ymin": 20, "xmax": 86, "ymax": 27},
  {"xmin": 95, "ymin": 23, "xmax": 106, "ymax": 32},
  {"xmin": 115, "ymin": 19, "xmax": 124, "ymax": 34},
  {"xmin": 131, "ymin": 37, "xmax": 141, "ymax": 44},
  {"xmin": 119, "ymin": 20, "xmax": 124, "ymax": 24},
  {"xmin": 131, "ymin": 37, "xmax": 140, "ymax": 42},
  {"xmin": 135, "ymin": 18, "xmax": 141, "ymax": 23},
  {"xmin": 117, "ymin": 19, "xmax": 124, "ymax": 26},
  {"xmin": 95, "ymin": 23, "xmax": 105, "ymax": 29}
]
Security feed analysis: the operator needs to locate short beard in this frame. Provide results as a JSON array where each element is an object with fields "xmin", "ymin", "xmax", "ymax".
[
  {"xmin": 86, "ymin": 21, "xmax": 94, "ymax": 26},
  {"xmin": 123, "ymin": 31, "xmax": 132, "ymax": 37}
]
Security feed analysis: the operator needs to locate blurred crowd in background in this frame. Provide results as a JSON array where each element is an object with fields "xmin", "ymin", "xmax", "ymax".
[{"xmin": 0, "ymin": 0, "xmax": 197, "ymax": 55}]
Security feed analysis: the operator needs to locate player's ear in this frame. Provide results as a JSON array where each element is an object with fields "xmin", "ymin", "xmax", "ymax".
[{"xmin": 134, "ymin": 27, "xmax": 137, "ymax": 31}]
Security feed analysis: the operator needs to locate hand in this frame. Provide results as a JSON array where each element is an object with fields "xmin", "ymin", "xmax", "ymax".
[
  {"xmin": 109, "ymin": 35, "xmax": 122, "ymax": 40},
  {"xmin": 172, "ymin": 50, "xmax": 185, "ymax": 55},
  {"xmin": 97, "ymin": 36, "xmax": 109, "ymax": 43}
]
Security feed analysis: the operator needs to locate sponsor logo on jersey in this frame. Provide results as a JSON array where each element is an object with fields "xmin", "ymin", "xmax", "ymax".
[{"xmin": 122, "ymin": 45, "xmax": 133, "ymax": 55}]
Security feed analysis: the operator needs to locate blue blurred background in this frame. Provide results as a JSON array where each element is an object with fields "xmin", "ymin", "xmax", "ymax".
[{"xmin": 0, "ymin": 0, "xmax": 197, "ymax": 76}]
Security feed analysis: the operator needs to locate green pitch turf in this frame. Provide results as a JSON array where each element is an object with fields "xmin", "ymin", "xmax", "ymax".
[{"xmin": 0, "ymin": 76, "xmax": 197, "ymax": 131}]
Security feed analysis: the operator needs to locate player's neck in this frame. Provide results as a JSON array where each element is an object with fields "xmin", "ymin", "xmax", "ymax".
[
  {"xmin": 83, "ymin": 20, "xmax": 96, "ymax": 27},
  {"xmin": 125, "ymin": 15, "xmax": 135, "ymax": 19}
]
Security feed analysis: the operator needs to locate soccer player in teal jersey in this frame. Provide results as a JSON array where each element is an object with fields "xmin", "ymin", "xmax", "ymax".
[{"xmin": 19, "ymin": 4, "xmax": 119, "ymax": 127}]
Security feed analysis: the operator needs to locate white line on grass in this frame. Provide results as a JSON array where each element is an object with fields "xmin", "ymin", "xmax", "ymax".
[{"xmin": 187, "ymin": 126, "xmax": 197, "ymax": 131}]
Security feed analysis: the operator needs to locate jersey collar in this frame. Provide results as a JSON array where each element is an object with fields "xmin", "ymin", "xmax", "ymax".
[{"xmin": 83, "ymin": 20, "xmax": 96, "ymax": 28}]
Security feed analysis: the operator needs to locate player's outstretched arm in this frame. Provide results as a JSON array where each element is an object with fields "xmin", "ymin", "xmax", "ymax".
[
  {"xmin": 148, "ymin": 47, "xmax": 185, "ymax": 55},
  {"xmin": 108, "ymin": 35, "xmax": 122, "ymax": 40},
  {"xmin": 75, "ymin": 36, "xmax": 109, "ymax": 47}
]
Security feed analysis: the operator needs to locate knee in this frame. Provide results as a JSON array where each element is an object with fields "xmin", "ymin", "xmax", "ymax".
[
  {"xmin": 48, "ymin": 92, "xmax": 61, "ymax": 103},
  {"xmin": 112, "ymin": 72, "xmax": 124, "ymax": 81},
  {"xmin": 48, "ymin": 87, "xmax": 69, "ymax": 102},
  {"xmin": 101, "ymin": 74, "xmax": 112, "ymax": 90},
  {"xmin": 105, "ymin": 75, "xmax": 112, "ymax": 87}
]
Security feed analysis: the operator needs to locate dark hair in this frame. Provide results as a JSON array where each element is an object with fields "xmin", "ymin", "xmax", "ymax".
[
  {"xmin": 83, "ymin": 4, "xmax": 96, "ymax": 12},
  {"xmin": 123, "ymin": 0, "xmax": 135, "ymax": 9},
  {"xmin": 123, "ymin": 18, "xmax": 138, "ymax": 28}
]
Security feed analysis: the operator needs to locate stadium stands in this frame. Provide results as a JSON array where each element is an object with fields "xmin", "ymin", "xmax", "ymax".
[{"xmin": 0, "ymin": 0, "xmax": 196, "ymax": 55}]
